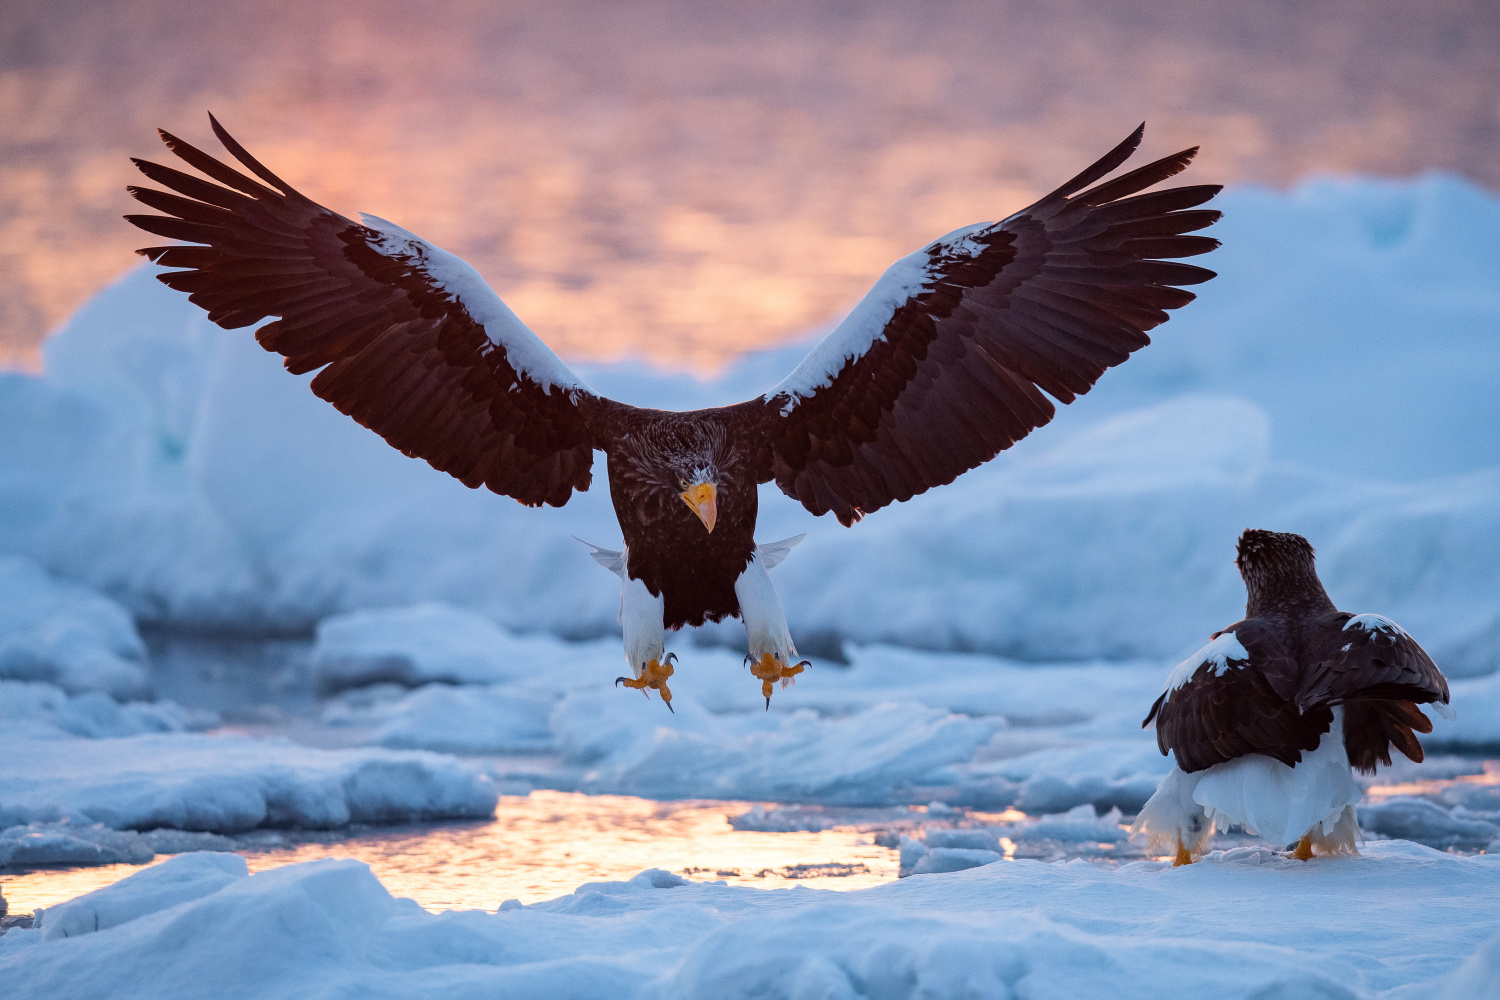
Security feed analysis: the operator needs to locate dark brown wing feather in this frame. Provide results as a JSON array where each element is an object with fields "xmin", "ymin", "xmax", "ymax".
[
  {"xmin": 125, "ymin": 115, "xmax": 597, "ymax": 508},
  {"xmin": 754, "ymin": 125, "xmax": 1221, "ymax": 525},
  {"xmin": 1144, "ymin": 624, "xmax": 1333, "ymax": 773},
  {"xmin": 1298, "ymin": 612, "xmax": 1450, "ymax": 710},
  {"xmin": 1301, "ymin": 611, "xmax": 1449, "ymax": 774}
]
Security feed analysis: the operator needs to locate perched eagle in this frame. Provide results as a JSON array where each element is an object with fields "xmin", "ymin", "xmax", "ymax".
[
  {"xmin": 125, "ymin": 116, "xmax": 1220, "ymax": 709},
  {"xmin": 1134, "ymin": 529, "xmax": 1452, "ymax": 863}
]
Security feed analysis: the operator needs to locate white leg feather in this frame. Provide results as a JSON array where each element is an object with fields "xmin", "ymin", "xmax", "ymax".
[
  {"xmin": 735, "ymin": 548, "xmax": 797, "ymax": 666},
  {"xmin": 1132, "ymin": 765, "xmax": 1215, "ymax": 860},
  {"xmin": 619, "ymin": 545, "xmax": 665, "ymax": 676}
]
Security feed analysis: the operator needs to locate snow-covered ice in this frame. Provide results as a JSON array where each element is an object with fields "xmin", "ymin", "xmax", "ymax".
[
  {"xmin": 0, "ymin": 728, "xmax": 497, "ymax": 832},
  {"xmin": 0, "ymin": 557, "xmax": 150, "ymax": 699},
  {"xmin": 3, "ymin": 844, "xmax": 1499, "ymax": 998}
]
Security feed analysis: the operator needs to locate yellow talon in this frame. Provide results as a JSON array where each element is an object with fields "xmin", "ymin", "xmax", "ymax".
[
  {"xmin": 1173, "ymin": 836, "xmax": 1194, "ymax": 867},
  {"xmin": 747, "ymin": 653, "xmax": 805, "ymax": 707},
  {"xmin": 1292, "ymin": 835, "xmax": 1314, "ymax": 861},
  {"xmin": 615, "ymin": 656, "xmax": 675, "ymax": 711}
]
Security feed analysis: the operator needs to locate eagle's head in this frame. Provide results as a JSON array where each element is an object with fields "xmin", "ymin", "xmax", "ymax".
[
  {"xmin": 1235, "ymin": 529, "xmax": 1330, "ymax": 614},
  {"xmin": 673, "ymin": 461, "xmax": 719, "ymax": 533}
]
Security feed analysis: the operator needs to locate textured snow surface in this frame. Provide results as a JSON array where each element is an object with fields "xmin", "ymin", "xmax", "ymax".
[
  {"xmin": 2, "ymin": 844, "xmax": 1498, "ymax": 998},
  {"xmin": 0, "ymin": 681, "xmax": 216, "ymax": 739},
  {"xmin": 1, "ymin": 176, "xmax": 1498, "ymax": 674},
  {"xmin": 0, "ymin": 728, "xmax": 497, "ymax": 832},
  {"xmin": 0, "ymin": 557, "xmax": 150, "ymax": 699}
]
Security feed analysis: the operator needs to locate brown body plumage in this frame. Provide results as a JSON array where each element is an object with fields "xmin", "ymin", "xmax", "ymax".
[{"xmin": 1145, "ymin": 529, "xmax": 1451, "ymax": 775}]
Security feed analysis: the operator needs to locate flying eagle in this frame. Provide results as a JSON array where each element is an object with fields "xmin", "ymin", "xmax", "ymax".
[
  {"xmin": 125, "ymin": 116, "xmax": 1221, "ymax": 709},
  {"xmin": 1134, "ymin": 529, "xmax": 1452, "ymax": 864}
]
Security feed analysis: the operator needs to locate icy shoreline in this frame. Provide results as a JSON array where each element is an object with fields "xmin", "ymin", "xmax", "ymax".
[{"xmin": 2, "ymin": 843, "xmax": 1497, "ymax": 998}]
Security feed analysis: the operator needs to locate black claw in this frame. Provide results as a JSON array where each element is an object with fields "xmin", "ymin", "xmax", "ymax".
[
  {"xmin": 744, "ymin": 654, "xmax": 754, "ymax": 667},
  {"xmin": 665, "ymin": 701, "xmax": 675, "ymax": 714},
  {"xmin": 664, "ymin": 651, "xmax": 678, "ymax": 666},
  {"xmin": 765, "ymin": 696, "xmax": 771, "ymax": 711},
  {"xmin": 614, "ymin": 676, "xmax": 628, "ymax": 687},
  {"xmin": 794, "ymin": 659, "xmax": 811, "ymax": 669}
]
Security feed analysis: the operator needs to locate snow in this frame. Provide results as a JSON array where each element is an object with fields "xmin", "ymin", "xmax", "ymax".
[
  {"xmin": 3, "ymin": 843, "xmax": 1499, "ymax": 997},
  {"xmin": 0, "ymin": 822, "xmax": 231, "ymax": 868},
  {"xmin": 0, "ymin": 680, "xmax": 216, "ymax": 739},
  {"xmin": 38, "ymin": 851, "xmax": 246, "ymax": 941},
  {"xmin": 0, "ymin": 728, "xmax": 497, "ymax": 832},
  {"xmin": 310, "ymin": 602, "xmax": 588, "ymax": 693},
  {"xmin": 0, "ymin": 556, "xmax": 151, "ymax": 699}
]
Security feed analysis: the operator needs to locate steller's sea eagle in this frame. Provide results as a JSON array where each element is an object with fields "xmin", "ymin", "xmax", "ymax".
[
  {"xmin": 1134, "ymin": 529, "xmax": 1452, "ymax": 863},
  {"xmin": 125, "ymin": 116, "xmax": 1221, "ymax": 709}
]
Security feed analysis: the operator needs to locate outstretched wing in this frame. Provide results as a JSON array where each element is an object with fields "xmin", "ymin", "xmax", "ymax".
[
  {"xmin": 1298, "ymin": 612, "xmax": 1450, "ymax": 711},
  {"xmin": 754, "ymin": 125, "xmax": 1221, "ymax": 525},
  {"xmin": 1143, "ymin": 623, "xmax": 1333, "ymax": 773},
  {"xmin": 125, "ymin": 115, "xmax": 597, "ymax": 508}
]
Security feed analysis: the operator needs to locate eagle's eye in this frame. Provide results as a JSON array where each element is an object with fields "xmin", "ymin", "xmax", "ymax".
[{"xmin": 678, "ymin": 476, "xmax": 689, "ymax": 489}]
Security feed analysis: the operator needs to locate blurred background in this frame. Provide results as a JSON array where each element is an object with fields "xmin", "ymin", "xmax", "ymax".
[{"xmin": 2, "ymin": 0, "xmax": 1497, "ymax": 371}]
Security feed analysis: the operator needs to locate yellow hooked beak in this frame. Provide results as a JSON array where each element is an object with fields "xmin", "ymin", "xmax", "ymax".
[{"xmin": 680, "ymin": 482, "xmax": 717, "ymax": 533}]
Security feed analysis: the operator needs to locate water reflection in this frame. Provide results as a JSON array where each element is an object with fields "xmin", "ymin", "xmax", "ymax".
[{"xmin": 1, "ymin": 792, "xmax": 899, "ymax": 914}]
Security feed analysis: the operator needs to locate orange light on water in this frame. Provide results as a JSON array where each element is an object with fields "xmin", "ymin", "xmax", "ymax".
[{"xmin": 0, "ymin": 792, "xmax": 899, "ymax": 915}]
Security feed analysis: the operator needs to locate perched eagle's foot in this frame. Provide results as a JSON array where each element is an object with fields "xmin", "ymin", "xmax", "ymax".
[
  {"xmin": 614, "ymin": 653, "xmax": 676, "ymax": 712},
  {"xmin": 1291, "ymin": 835, "xmax": 1314, "ymax": 862},
  {"xmin": 746, "ymin": 653, "xmax": 807, "ymax": 709},
  {"xmin": 1173, "ymin": 836, "xmax": 1194, "ymax": 867}
]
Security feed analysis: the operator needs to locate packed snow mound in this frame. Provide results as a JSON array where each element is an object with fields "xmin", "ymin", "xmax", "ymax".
[
  {"xmin": 323, "ymin": 682, "xmax": 557, "ymax": 754},
  {"xmin": 0, "ymin": 681, "xmax": 216, "ymax": 739},
  {"xmin": 311, "ymin": 602, "xmax": 597, "ymax": 693},
  {"xmin": 38, "ymin": 852, "xmax": 247, "ymax": 941},
  {"xmin": 3, "ymin": 842, "xmax": 1499, "ymax": 998},
  {"xmin": 2, "ymin": 175, "xmax": 1499, "ymax": 670},
  {"xmin": 0, "ymin": 727, "xmax": 497, "ymax": 832},
  {"xmin": 0, "ymin": 557, "xmax": 151, "ymax": 699}
]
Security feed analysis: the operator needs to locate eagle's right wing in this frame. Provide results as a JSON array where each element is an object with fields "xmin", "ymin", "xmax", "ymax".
[{"xmin": 126, "ymin": 115, "xmax": 599, "ymax": 508}]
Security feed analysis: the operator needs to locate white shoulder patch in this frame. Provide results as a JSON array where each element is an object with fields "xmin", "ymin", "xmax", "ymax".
[
  {"xmin": 1342, "ymin": 613, "xmax": 1408, "ymax": 637},
  {"xmin": 573, "ymin": 537, "xmax": 625, "ymax": 578},
  {"xmin": 360, "ymin": 214, "xmax": 591, "ymax": 395},
  {"xmin": 762, "ymin": 222, "xmax": 993, "ymax": 414},
  {"xmin": 755, "ymin": 534, "xmax": 806, "ymax": 570},
  {"xmin": 1164, "ymin": 631, "xmax": 1251, "ymax": 694}
]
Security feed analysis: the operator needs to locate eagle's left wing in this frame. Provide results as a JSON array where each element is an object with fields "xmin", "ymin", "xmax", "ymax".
[
  {"xmin": 1143, "ymin": 622, "xmax": 1332, "ymax": 773},
  {"xmin": 752, "ymin": 125, "xmax": 1220, "ymax": 525}
]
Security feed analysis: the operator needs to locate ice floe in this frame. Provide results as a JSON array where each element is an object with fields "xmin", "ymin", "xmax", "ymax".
[
  {"xmin": 0, "ymin": 557, "xmax": 151, "ymax": 700},
  {"xmin": 3, "ymin": 843, "xmax": 1499, "ymax": 997},
  {"xmin": 0, "ymin": 729, "xmax": 496, "ymax": 832}
]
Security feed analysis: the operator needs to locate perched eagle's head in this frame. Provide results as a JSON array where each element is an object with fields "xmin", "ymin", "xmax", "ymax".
[
  {"xmin": 621, "ymin": 420, "xmax": 730, "ymax": 534},
  {"xmin": 1235, "ymin": 529, "xmax": 1328, "ymax": 614}
]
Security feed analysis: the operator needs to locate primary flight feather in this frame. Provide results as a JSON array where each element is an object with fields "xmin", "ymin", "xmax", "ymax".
[{"xmin": 125, "ymin": 116, "xmax": 1221, "ymax": 708}]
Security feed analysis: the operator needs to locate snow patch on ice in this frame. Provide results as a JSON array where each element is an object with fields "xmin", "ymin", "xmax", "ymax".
[
  {"xmin": 0, "ymin": 728, "xmax": 497, "ymax": 832},
  {"xmin": 0, "ymin": 557, "xmax": 150, "ymax": 700}
]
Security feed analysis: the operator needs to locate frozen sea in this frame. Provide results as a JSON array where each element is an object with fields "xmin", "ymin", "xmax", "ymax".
[{"xmin": 3, "ymin": 173, "xmax": 1500, "ymax": 997}]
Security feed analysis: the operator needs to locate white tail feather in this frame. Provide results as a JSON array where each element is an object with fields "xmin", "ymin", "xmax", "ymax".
[
  {"xmin": 756, "ymin": 534, "xmax": 806, "ymax": 570},
  {"xmin": 573, "ymin": 536, "xmax": 626, "ymax": 578}
]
